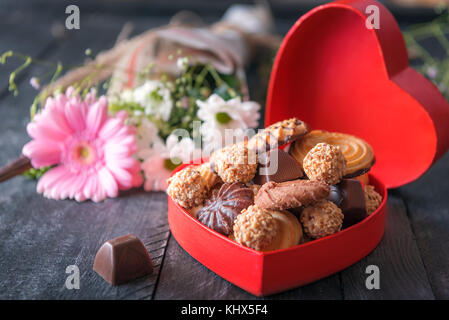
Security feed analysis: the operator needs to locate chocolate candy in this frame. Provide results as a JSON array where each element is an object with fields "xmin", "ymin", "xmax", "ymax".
[
  {"xmin": 93, "ymin": 234, "xmax": 153, "ymax": 285},
  {"xmin": 328, "ymin": 179, "xmax": 367, "ymax": 228},
  {"xmin": 328, "ymin": 185, "xmax": 343, "ymax": 207},
  {"xmin": 253, "ymin": 149, "xmax": 303, "ymax": 185},
  {"xmin": 197, "ymin": 182, "xmax": 254, "ymax": 235}
]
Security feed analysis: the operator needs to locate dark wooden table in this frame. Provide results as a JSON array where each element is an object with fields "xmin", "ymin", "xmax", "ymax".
[{"xmin": 0, "ymin": 0, "xmax": 448, "ymax": 300}]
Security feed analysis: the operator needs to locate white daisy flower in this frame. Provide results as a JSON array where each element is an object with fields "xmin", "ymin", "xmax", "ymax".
[
  {"xmin": 133, "ymin": 80, "xmax": 173, "ymax": 121},
  {"xmin": 196, "ymin": 94, "xmax": 260, "ymax": 152}
]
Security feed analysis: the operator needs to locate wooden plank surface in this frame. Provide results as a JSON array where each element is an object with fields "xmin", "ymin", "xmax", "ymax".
[
  {"xmin": 400, "ymin": 152, "xmax": 449, "ymax": 299},
  {"xmin": 0, "ymin": 11, "xmax": 172, "ymax": 300},
  {"xmin": 340, "ymin": 192, "xmax": 434, "ymax": 299}
]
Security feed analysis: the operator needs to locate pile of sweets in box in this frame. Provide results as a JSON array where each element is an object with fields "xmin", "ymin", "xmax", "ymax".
[{"xmin": 167, "ymin": 118, "xmax": 383, "ymax": 252}]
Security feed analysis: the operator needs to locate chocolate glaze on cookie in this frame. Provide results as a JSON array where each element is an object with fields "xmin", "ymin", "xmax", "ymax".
[{"xmin": 197, "ymin": 182, "xmax": 254, "ymax": 235}]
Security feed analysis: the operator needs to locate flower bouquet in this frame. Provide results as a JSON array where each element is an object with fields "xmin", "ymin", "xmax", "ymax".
[{"xmin": 0, "ymin": 4, "xmax": 280, "ymax": 202}]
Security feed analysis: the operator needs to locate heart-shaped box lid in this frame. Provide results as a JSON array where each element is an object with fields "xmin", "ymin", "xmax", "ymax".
[{"xmin": 265, "ymin": 0, "xmax": 449, "ymax": 188}]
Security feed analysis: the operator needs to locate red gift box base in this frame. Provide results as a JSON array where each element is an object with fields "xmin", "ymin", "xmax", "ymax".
[{"xmin": 168, "ymin": 166, "xmax": 386, "ymax": 296}]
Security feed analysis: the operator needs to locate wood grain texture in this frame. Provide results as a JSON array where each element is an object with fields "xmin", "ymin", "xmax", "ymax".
[
  {"xmin": 154, "ymin": 235, "xmax": 343, "ymax": 300},
  {"xmin": 400, "ymin": 152, "xmax": 449, "ymax": 299},
  {"xmin": 340, "ymin": 192, "xmax": 434, "ymax": 299},
  {"xmin": 0, "ymin": 11, "xmax": 171, "ymax": 300}
]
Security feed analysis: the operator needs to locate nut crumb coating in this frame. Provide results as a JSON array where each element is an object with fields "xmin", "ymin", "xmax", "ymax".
[
  {"xmin": 233, "ymin": 205, "xmax": 279, "ymax": 251},
  {"xmin": 167, "ymin": 167, "xmax": 208, "ymax": 209},
  {"xmin": 211, "ymin": 143, "xmax": 257, "ymax": 183},
  {"xmin": 300, "ymin": 200, "xmax": 343, "ymax": 239},
  {"xmin": 364, "ymin": 185, "xmax": 382, "ymax": 215},
  {"xmin": 303, "ymin": 143, "xmax": 346, "ymax": 185}
]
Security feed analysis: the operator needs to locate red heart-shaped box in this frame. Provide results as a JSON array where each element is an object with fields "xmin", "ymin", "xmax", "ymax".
[{"xmin": 167, "ymin": 0, "xmax": 449, "ymax": 296}]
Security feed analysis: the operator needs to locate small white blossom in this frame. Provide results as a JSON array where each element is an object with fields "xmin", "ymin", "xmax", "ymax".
[
  {"xmin": 426, "ymin": 66, "xmax": 437, "ymax": 79},
  {"xmin": 177, "ymin": 57, "xmax": 189, "ymax": 70},
  {"xmin": 29, "ymin": 77, "xmax": 40, "ymax": 90},
  {"xmin": 133, "ymin": 80, "xmax": 173, "ymax": 121}
]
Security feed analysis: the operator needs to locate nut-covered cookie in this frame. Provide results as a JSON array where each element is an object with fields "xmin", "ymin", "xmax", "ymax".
[
  {"xmin": 247, "ymin": 118, "xmax": 309, "ymax": 151},
  {"xmin": 255, "ymin": 179, "xmax": 330, "ymax": 211},
  {"xmin": 233, "ymin": 205, "xmax": 303, "ymax": 251},
  {"xmin": 197, "ymin": 183, "xmax": 254, "ymax": 235},
  {"xmin": 210, "ymin": 142, "xmax": 257, "ymax": 183},
  {"xmin": 233, "ymin": 205, "xmax": 280, "ymax": 251},
  {"xmin": 167, "ymin": 167, "xmax": 208, "ymax": 209},
  {"xmin": 303, "ymin": 143, "xmax": 346, "ymax": 185},
  {"xmin": 300, "ymin": 200, "xmax": 344, "ymax": 239},
  {"xmin": 364, "ymin": 185, "xmax": 382, "ymax": 215}
]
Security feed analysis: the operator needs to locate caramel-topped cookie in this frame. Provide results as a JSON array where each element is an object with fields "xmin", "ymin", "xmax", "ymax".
[
  {"xmin": 248, "ymin": 118, "xmax": 309, "ymax": 151},
  {"xmin": 290, "ymin": 130, "xmax": 375, "ymax": 178},
  {"xmin": 255, "ymin": 179, "xmax": 329, "ymax": 211},
  {"xmin": 197, "ymin": 162, "xmax": 222, "ymax": 190}
]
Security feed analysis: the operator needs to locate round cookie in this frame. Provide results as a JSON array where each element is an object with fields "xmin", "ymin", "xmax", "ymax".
[
  {"xmin": 167, "ymin": 167, "xmax": 208, "ymax": 209},
  {"xmin": 247, "ymin": 118, "xmax": 309, "ymax": 152},
  {"xmin": 255, "ymin": 179, "xmax": 330, "ymax": 211},
  {"xmin": 290, "ymin": 130, "xmax": 375, "ymax": 178},
  {"xmin": 210, "ymin": 142, "xmax": 257, "ymax": 183},
  {"xmin": 300, "ymin": 200, "xmax": 344, "ymax": 239}
]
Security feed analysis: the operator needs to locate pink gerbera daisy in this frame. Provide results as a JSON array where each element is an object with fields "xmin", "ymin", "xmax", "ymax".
[{"xmin": 22, "ymin": 87, "xmax": 143, "ymax": 202}]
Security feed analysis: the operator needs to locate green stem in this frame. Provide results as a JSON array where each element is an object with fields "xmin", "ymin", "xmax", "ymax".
[{"xmin": 9, "ymin": 56, "xmax": 32, "ymax": 96}]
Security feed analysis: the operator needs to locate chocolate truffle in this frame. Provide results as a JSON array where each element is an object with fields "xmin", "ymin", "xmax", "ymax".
[
  {"xmin": 303, "ymin": 143, "xmax": 346, "ymax": 185},
  {"xmin": 300, "ymin": 200, "xmax": 344, "ymax": 239},
  {"xmin": 253, "ymin": 149, "xmax": 303, "ymax": 185},
  {"xmin": 93, "ymin": 234, "xmax": 153, "ymax": 285},
  {"xmin": 197, "ymin": 182, "xmax": 254, "ymax": 235}
]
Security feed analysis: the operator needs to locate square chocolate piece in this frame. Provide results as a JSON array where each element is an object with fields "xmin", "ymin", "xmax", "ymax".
[
  {"xmin": 330, "ymin": 179, "xmax": 367, "ymax": 229},
  {"xmin": 253, "ymin": 149, "xmax": 303, "ymax": 185},
  {"xmin": 93, "ymin": 234, "xmax": 153, "ymax": 285}
]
